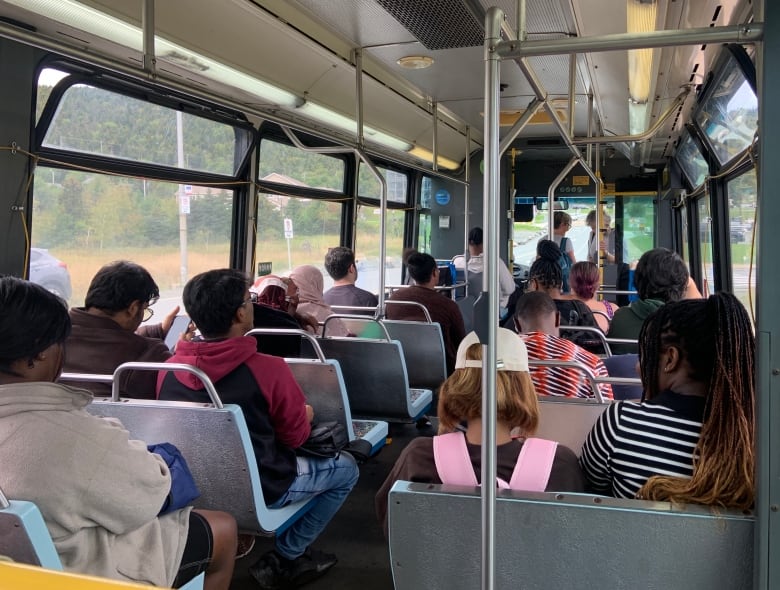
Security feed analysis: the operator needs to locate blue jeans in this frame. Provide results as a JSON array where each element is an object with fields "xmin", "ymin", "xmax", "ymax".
[{"xmin": 270, "ymin": 453, "xmax": 359, "ymax": 559}]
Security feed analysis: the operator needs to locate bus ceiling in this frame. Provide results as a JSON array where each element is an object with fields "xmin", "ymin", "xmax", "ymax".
[{"xmin": 0, "ymin": 0, "xmax": 756, "ymax": 170}]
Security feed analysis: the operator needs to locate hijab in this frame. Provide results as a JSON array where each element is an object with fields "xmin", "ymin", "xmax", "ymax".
[{"xmin": 289, "ymin": 265, "xmax": 349, "ymax": 336}]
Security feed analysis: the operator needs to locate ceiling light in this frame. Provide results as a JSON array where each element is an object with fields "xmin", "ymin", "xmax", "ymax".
[
  {"xmin": 397, "ymin": 56, "xmax": 435, "ymax": 70},
  {"xmin": 627, "ymin": 0, "xmax": 657, "ymax": 104},
  {"xmin": 297, "ymin": 101, "xmax": 413, "ymax": 151},
  {"xmin": 408, "ymin": 146, "xmax": 460, "ymax": 171}
]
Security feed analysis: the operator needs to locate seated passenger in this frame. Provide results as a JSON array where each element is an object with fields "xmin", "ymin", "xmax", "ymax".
[
  {"xmin": 158, "ymin": 269, "xmax": 359, "ymax": 589},
  {"xmin": 386, "ymin": 252, "xmax": 466, "ymax": 374},
  {"xmin": 452, "ymin": 227, "xmax": 516, "ymax": 318},
  {"xmin": 322, "ymin": 246, "xmax": 378, "ymax": 310},
  {"xmin": 514, "ymin": 292, "xmax": 613, "ymax": 400},
  {"xmin": 580, "ymin": 292, "xmax": 754, "ymax": 509},
  {"xmin": 289, "ymin": 265, "xmax": 349, "ymax": 337},
  {"xmin": 564, "ymin": 261, "xmax": 619, "ymax": 333},
  {"xmin": 519, "ymin": 241, "xmax": 602, "ymax": 353},
  {"xmin": 61, "ymin": 261, "xmax": 179, "ymax": 399},
  {"xmin": 375, "ymin": 328, "xmax": 585, "ymax": 533},
  {"xmin": 607, "ymin": 248, "xmax": 690, "ymax": 354},
  {"xmin": 0, "ymin": 277, "xmax": 236, "ymax": 589}
]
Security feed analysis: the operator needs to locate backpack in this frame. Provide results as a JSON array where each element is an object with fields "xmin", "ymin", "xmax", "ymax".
[
  {"xmin": 559, "ymin": 237, "xmax": 573, "ymax": 293},
  {"xmin": 556, "ymin": 299, "xmax": 604, "ymax": 354},
  {"xmin": 433, "ymin": 432, "xmax": 557, "ymax": 491}
]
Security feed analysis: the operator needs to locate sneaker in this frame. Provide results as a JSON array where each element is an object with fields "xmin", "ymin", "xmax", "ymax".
[
  {"xmin": 236, "ymin": 534, "xmax": 256, "ymax": 560},
  {"xmin": 248, "ymin": 550, "xmax": 292, "ymax": 590},
  {"xmin": 287, "ymin": 548, "xmax": 338, "ymax": 587}
]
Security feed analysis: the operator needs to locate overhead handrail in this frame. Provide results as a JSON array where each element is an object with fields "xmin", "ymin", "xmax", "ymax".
[
  {"xmin": 383, "ymin": 300, "xmax": 433, "ymax": 323},
  {"xmin": 321, "ymin": 315, "xmax": 391, "ymax": 340},
  {"xmin": 111, "ymin": 362, "xmax": 223, "ymax": 408},
  {"xmin": 245, "ymin": 328, "xmax": 327, "ymax": 362},
  {"xmin": 527, "ymin": 358, "xmax": 607, "ymax": 404}
]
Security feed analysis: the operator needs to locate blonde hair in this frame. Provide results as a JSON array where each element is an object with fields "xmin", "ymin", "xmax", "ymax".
[{"xmin": 437, "ymin": 342, "xmax": 539, "ymax": 435}]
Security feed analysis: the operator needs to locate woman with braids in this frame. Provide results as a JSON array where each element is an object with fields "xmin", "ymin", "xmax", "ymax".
[{"xmin": 579, "ymin": 292, "xmax": 755, "ymax": 509}]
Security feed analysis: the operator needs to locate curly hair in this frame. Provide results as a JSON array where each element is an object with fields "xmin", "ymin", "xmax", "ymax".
[
  {"xmin": 437, "ymin": 342, "xmax": 539, "ymax": 436},
  {"xmin": 636, "ymin": 292, "xmax": 755, "ymax": 509},
  {"xmin": 633, "ymin": 248, "xmax": 689, "ymax": 302}
]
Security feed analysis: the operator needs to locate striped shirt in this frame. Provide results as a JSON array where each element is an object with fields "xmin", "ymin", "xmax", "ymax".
[
  {"xmin": 520, "ymin": 332, "xmax": 613, "ymax": 400},
  {"xmin": 579, "ymin": 391, "xmax": 706, "ymax": 498}
]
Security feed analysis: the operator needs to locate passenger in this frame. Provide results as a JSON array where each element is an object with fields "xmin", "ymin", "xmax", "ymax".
[
  {"xmin": 0, "ymin": 277, "xmax": 237, "ymax": 589},
  {"xmin": 322, "ymin": 246, "xmax": 379, "ymax": 310},
  {"xmin": 61, "ymin": 260, "xmax": 180, "ymax": 399},
  {"xmin": 514, "ymin": 291, "xmax": 613, "ymax": 400},
  {"xmin": 386, "ymin": 252, "xmax": 466, "ymax": 375},
  {"xmin": 540, "ymin": 211, "xmax": 575, "ymax": 292},
  {"xmin": 158, "ymin": 269, "xmax": 359, "ymax": 589},
  {"xmin": 519, "ymin": 240, "xmax": 602, "ymax": 352},
  {"xmin": 564, "ymin": 261, "xmax": 619, "ymax": 332},
  {"xmin": 289, "ymin": 265, "xmax": 349, "ymax": 337},
  {"xmin": 585, "ymin": 210, "xmax": 602, "ymax": 264},
  {"xmin": 580, "ymin": 292, "xmax": 755, "ymax": 509},
  {"xmin": 252, "ymin": 274, "xmax": 319, "ymax": 334},
  {"xmin": 375, "ymin": 329, "xmax": 585, "ymax": 534},
  {"xmin": 607, "ymin": 248, "xmax": 689, "ymax": 354},
  {"xmin": 451, "ymin": 227, "xmax": 516, "ymax": 319}
]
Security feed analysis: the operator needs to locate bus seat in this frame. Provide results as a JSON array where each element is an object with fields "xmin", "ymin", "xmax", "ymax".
[
  {"xmin": 0, "ymin": 496, "xmax": 205, "ymax": 590},
  {"xmin": 388, "ymin": 481, "xmax": 753, "ymax": 590},
  {"xmin": 456, "ymin": 295, "xmax": 476, "ymax": 334},
  {"xmin": 382, "ymin": 320, "xmax": 447, "ymax": 391},
  {"xmin": 535, "ymin": 397, "xmax": 610, "ymax": 457},
  {"xmin": 285, "ymin": 358, "xmax": 388, "ymax": 455},
  {"xmin": 602, "ymin": 354, "xmax": 644, "ymax": 400},
  {"xmin": 313, "ymin": 337, "xmax": 432, "ymax": 422}
]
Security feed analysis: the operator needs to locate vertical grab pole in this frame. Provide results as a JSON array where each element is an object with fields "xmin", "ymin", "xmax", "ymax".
[
  {"xmin": 482, "ymin": 8, "xmax": 504, "ymax": 590},
  {"xmin": 142, "ymin": 0, "xmax": 155, "ymax": 75},
  {"xmin": 464, "ymin": 125, "xmax": 471, "ymax": 294},
  {"xmin": 548, "ymin": 157, "xmax": 579, "ymax": 239}
]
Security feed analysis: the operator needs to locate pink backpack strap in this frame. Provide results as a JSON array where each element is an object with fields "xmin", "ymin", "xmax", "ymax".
[
  {"xmin": 433, "ymin": 432, "xmax": 478, "ymax": 486},
  {"xmin": 508, "ymin": 438, "xmax": 558, "ymax": 491}
]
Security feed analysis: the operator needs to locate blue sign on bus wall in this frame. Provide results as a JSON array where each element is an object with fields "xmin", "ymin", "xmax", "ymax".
[{"xmin": 435, "ymin": 189, "xmax": 451, "ymax": 206}]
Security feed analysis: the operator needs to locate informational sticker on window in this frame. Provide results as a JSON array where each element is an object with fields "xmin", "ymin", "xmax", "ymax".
[{"xmin": 284, "ymin": 218, "xmax": 294, "ymax": 239}]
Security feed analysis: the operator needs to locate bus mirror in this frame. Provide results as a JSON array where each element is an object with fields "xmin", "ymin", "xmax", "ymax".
[{"xmin": 534, "ymin": 198, "xmax": 569, "ymax": 211}]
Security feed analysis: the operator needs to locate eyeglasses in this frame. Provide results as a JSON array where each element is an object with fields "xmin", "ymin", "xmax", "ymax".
[
  {"xmin": 240, "ymin": 292, "xmax": 259, "ymax": 309},
  {"xmin": 142, "ymin": 305, "xmax": 154, "ymax": 323}
]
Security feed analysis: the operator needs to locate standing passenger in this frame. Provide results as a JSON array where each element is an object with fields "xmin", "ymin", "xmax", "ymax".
[
  {"xmin": 158, "ymin": 269, "xmax": 359, "ymax": 589},
  {"xmin": 540, "ymin": 211, "xmax": 575, "ymax": 293},
  {"xmin": 386, "ymin": 252, "xmax": 466, "ymax": 375},
  {"xmin": 61, "ymin": 260, "xmax": 180, "ymax": 399},
  {"xmin": 0, "ymin": 277, "xmax": 237, "ymax": 589},
  {"xmin": 581, "ymin": 293, "xmax": 755, "ymax": 508},
  {"xmin": 322, "ymin": 247, "xmax": 378, "ymax": 310}
]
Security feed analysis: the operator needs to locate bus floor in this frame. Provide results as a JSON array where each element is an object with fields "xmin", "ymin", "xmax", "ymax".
[{"xmin": 230, "ymin": 419, "xmax": 439, "ymax": 589}]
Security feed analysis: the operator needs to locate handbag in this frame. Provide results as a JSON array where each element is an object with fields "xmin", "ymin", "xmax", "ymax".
[
  {"xmin": 147, "ymin": 442, "xmax": 201, "ymax": 515},
  {"xmin": 297, "ymin": 421, "xmax": 349, "ymax": 459}
]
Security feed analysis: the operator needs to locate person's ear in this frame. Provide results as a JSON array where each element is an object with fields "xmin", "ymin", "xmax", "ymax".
[
  {"xmin": 662, "ymin": 346, "xmax": 681, "ymax": 373},
  {"xmin": 127, "ymin": 300, "xmax": 143, "ymax": 318}
]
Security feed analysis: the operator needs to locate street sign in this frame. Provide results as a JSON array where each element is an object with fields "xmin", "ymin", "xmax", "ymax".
[
  {"xmin": 284, "ymin": 218, "xmax": 294, "ymax": 239},
  {"xmin": 179, "ymin": 195, "xmax": 190, "ymax": 214}
]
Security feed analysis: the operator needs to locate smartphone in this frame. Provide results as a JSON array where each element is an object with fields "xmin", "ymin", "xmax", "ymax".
[{"xmin": 165, "ymin": 315, "xmax": 191, "ymax": 351}]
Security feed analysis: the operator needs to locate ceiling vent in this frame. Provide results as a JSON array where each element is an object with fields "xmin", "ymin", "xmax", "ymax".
[{"xmin": 375, "ymin": 0, "xmax": 483, "ymax": 49}]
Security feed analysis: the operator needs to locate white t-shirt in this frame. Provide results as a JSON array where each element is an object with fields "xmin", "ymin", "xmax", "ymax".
[{"xmin": 452, "ymin": 254, "xmax": 516, "ymax": 308}]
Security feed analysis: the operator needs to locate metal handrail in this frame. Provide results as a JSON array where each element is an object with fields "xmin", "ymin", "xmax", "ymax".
[
  {"xmin": 59, "ymin": 372, "xmax": 114, "ymax": 384},
  {"xmin": 558, "ymin": 325, "xmax": 612, "ymax": 357},
  {"xmin": 330, "ymin": 305, "xmax": 380, "ymax": 318},
  {"xmin": 112, "ymin": 362, "xmax": 223, "ymax": 408},
  {"xmin": 527, "ymin": 358, "xmax": 607, "ymax": 403},
  {"xmin": 383, "ymin": 300, "xmax": 433, "ymax": 323},
  {"xmin": 245, "ymin": 328, "xmax": 327, "ymax": 362},
  {"xmin": 321, "ymin": 315, "xmax": 392, "ymax": 340}
]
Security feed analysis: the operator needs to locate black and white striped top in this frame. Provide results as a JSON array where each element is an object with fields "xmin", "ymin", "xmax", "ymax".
[{"xmin": 579, "ymin": 391, "xmax": 706, "ymax": 498}]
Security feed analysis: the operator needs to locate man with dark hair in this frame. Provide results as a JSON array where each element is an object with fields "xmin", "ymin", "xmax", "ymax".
[
  {"xmin": 322, "ymin": 246, "xmax": 378, "ymax": 309},
  {"xmin": 158, "ymin": 269, "xmax": 358, "ymax": 590},
  {"xmin": 386, "ymin": 252, "xmax": 466, "ymax": 374},
  {"xmin": 514, "ymin": 291, "xmax": 612, "ymax": 400},
  {"xmin": 451, "ymin": 227, "xmax": 516, "ymax": 318},
  {"xmin": 608, "ymin": 248, "xmax": 690, "ymax": 353},
  {"xmin": 62, "ymin": 261, "xmax": 179, "ymax": 399}
]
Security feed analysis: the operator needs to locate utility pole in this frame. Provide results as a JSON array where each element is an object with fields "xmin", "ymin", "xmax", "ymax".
[{"xmin": 176, "ymin": 110, "xmax": 188, "ymax": 287}]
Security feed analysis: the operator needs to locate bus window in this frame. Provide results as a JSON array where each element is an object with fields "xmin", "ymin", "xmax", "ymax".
[
  {"xmin": 31, "ymin": 169, "xmax": 232, "ymax": 311},
  {"xmin": 728, "ymin": 169, "xmax": 757, "ymax": 317},
  {"xmin": 698, "ymin": 198, "xmax": 714, "ymax": 297},
  {"xmin": 621, "ymin": 195, "xmax": 656, "ymax": 265},
  {"xmin": 258, "ymin": 138, "xmax": 346, "ymax": 193},
  {"xmin": 354, "ymin": 205, "xmax": 405, "ymax": 292},
  {"xmin": 254, "ymin": 194, "xmax": 342, "ymax": 282},
  {"xmin": 358, "ymin": 164, "xmax": 408, "ymax": 204}
]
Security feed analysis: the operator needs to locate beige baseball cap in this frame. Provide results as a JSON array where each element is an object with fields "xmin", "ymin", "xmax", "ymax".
[{"xmin": 454, "ymin": 329, "xmax": 529, "ymax": 372}]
